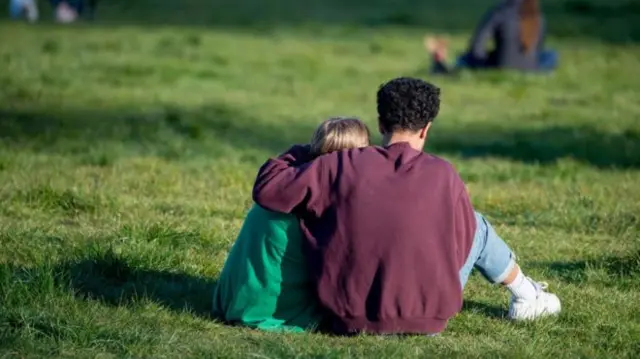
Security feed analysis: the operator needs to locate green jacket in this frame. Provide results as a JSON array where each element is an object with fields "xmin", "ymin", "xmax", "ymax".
[{"xmin": 212, "ymin": 204, "xmax": 322, "ymax": 332}]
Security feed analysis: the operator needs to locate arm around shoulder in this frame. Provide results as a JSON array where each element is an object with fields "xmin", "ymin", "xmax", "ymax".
[{"xmin": 252, "ymin": 145, "xmax": 331, "ymax": 215}]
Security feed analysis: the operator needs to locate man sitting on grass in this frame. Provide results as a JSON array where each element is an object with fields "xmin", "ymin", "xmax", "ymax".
[{"xmin": 251, "ymin": 77, "xmax": 561, "ymax": 335}]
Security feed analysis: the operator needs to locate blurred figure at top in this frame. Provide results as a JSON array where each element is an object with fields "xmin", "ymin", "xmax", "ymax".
[
  {"xmin": 51, "ymin": 0, "xmax": 89, "ymax": 23},
  {"xmin": 53, "ymin": 0, "xmax": 97, "ymax": 22},
  {"xmin": 9, "ymin": 0, "xmax": 96, "ymax": 23},
  {"xmin": 9, "ymin": 0, "xmax": 38, "ymax": 22},
  {"xmin": 426, "ymin": 0, "xmax": 558, "ymax": 74}
]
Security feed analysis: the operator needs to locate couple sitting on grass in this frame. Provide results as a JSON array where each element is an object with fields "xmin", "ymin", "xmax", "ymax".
[{"xmin": 213, "ymin": 77, "xmax": 561, "ymax": 335}]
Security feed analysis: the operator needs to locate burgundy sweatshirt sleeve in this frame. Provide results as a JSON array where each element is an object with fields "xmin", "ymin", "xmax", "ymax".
[
  {"xmin": 454, "ymin": 187, "xmax": 476, "ymax": 269},
  {"xmin": 252, "ymin": 145, "xmax": 330, "ymax": 215}
]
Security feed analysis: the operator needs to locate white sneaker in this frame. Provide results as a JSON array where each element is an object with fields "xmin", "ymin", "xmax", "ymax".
[{"xmin": 508, "ymin": 278, "xmax": 561, "ymax": 320}]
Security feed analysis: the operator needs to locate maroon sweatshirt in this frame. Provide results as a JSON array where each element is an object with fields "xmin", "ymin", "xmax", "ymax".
[{"xmin": 252, "ymin": 142, "xmax": 476, "ymax": 335}]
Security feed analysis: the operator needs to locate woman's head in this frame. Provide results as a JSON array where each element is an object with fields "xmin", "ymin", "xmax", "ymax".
[
  {"xmin": 519, "ymin": 0, "xmax": 541, "ymax": 54},
  {"xmin": 310, "ymin": 117, "xmax": 370, "ymax": 157}
]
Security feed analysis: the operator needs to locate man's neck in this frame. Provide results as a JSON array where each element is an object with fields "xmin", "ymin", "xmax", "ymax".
[{"xmin": 382, "ymin": 132, "xmax": 425, "ymax": 152}]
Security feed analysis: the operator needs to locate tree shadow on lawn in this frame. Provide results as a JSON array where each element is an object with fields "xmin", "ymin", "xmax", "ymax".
[
  {"xmin": 83, "ymin": 0, "xmax": 640, "ymax": 45},
  {"xmin": 3, "ymin": 102, "xmax": 640, "ymax": 169},
  {"xmin": 428, "ymin": 124, "xmax": 640, "ymax": 169},
  {"xmin": 0, "ymin": 102, "xmax": 315, "ymax": 163}
]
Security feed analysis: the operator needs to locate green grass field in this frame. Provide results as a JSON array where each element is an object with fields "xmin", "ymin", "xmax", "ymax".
[{"xmin": 1, "ymin": 0, "xmax": 639, "ymax": 357}]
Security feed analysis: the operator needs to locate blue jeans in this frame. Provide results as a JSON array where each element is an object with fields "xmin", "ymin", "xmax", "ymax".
[
  {"xmin": 454, "ymin": 50, "xmax": 558, "ymax": 72},
  {"xmin": 537, "ymin": 50, "xmax": 558, "ymax": 71},
  {"xmin": 375, "ymin": 211, "xmax": 514, "ymax": 337},
  {"xmin": 459, "ymin": 212, "xmax": 516, "ymax": 288}
]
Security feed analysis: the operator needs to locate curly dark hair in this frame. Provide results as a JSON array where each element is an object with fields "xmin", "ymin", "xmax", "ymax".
[{"xmin": 376, "ymin": 77, "xmax": 441, "ymax": 133}]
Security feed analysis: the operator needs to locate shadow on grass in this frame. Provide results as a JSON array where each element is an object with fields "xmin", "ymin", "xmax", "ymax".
[
  {"xmin": 56, "ymin": 249, "xmax": 218, "ymax": 319},
  {"xmin": 59, "ymin": 251, "xmax": 513, "ymax": 332},
  {"xmin": 429, "ymin": 125, "xmax": 640, "ymax": 169},
  {"xmin": 3, "ymin": 104, "xmax": 639, "ymax": 169},
  {"xmin": 0, "ymin": 102, "xmax": 315, "ymax": 163},
  {"xmin": 80, "ymin": 0, "xmax": 640, "ymax": 44},
  {"xmin": 530, "ymin": 250, "xmax": 640, "ymax": 288},
  {"xmin": 462, "ymin": 300, "xmax": 507, "ymax": 319}
]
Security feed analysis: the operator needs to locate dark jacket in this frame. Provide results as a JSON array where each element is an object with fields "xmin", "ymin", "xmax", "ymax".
[{"xmin": 468, "ymin": 0, "xmax": 546, "ymax": 70}]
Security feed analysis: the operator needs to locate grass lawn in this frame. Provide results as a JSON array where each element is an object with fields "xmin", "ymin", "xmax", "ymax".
[{"xmin": 1, "ymin": 0, "xmax": 639, "ymax": 357}]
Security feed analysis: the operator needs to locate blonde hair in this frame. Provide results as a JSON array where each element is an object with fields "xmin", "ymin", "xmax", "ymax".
[{"xmin": 309, "ymin": 117, "xmax": 370, "ymax": 157}]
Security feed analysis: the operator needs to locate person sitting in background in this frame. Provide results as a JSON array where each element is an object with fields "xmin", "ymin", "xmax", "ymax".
[
  {"xmin": 212, "ymin": 117, "xmax": 371, "ymax": 333},
  {"xmin": 426, "ymin": 0, "xmax": 558, "ymax": 74}
]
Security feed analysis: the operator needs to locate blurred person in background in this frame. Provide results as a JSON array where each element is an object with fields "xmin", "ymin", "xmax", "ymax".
[
  {"xmin": 9, "ymin": 0, "xmax": 38, "ymax": 22},
  {"xmin": 53, "ymin": 0, "xmax": 78, "ymax": 23},
  {"xmin": 426, "ymin": 0, "xmax": 557, "ymax": 74},
  {"xmin": 51, "ymin": 0, "xmax": 94, "ymax": 23},
  {"xmin": 54, "ymin": 0, "xmax": 97, "ymax": 22},
  {"xmin": 10, "ymin": 0, "xmax": 96, "ymax": 23}
]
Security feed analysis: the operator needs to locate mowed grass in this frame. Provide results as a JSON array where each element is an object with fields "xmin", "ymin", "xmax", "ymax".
[{"xmin": 1, "ymin": 0, "xmax": 640, "ymax": 357}]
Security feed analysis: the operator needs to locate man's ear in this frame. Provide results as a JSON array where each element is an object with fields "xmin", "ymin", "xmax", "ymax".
[{"xmin": 419, "ymin": 122, "xmax": 432, "ymax": 139}]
